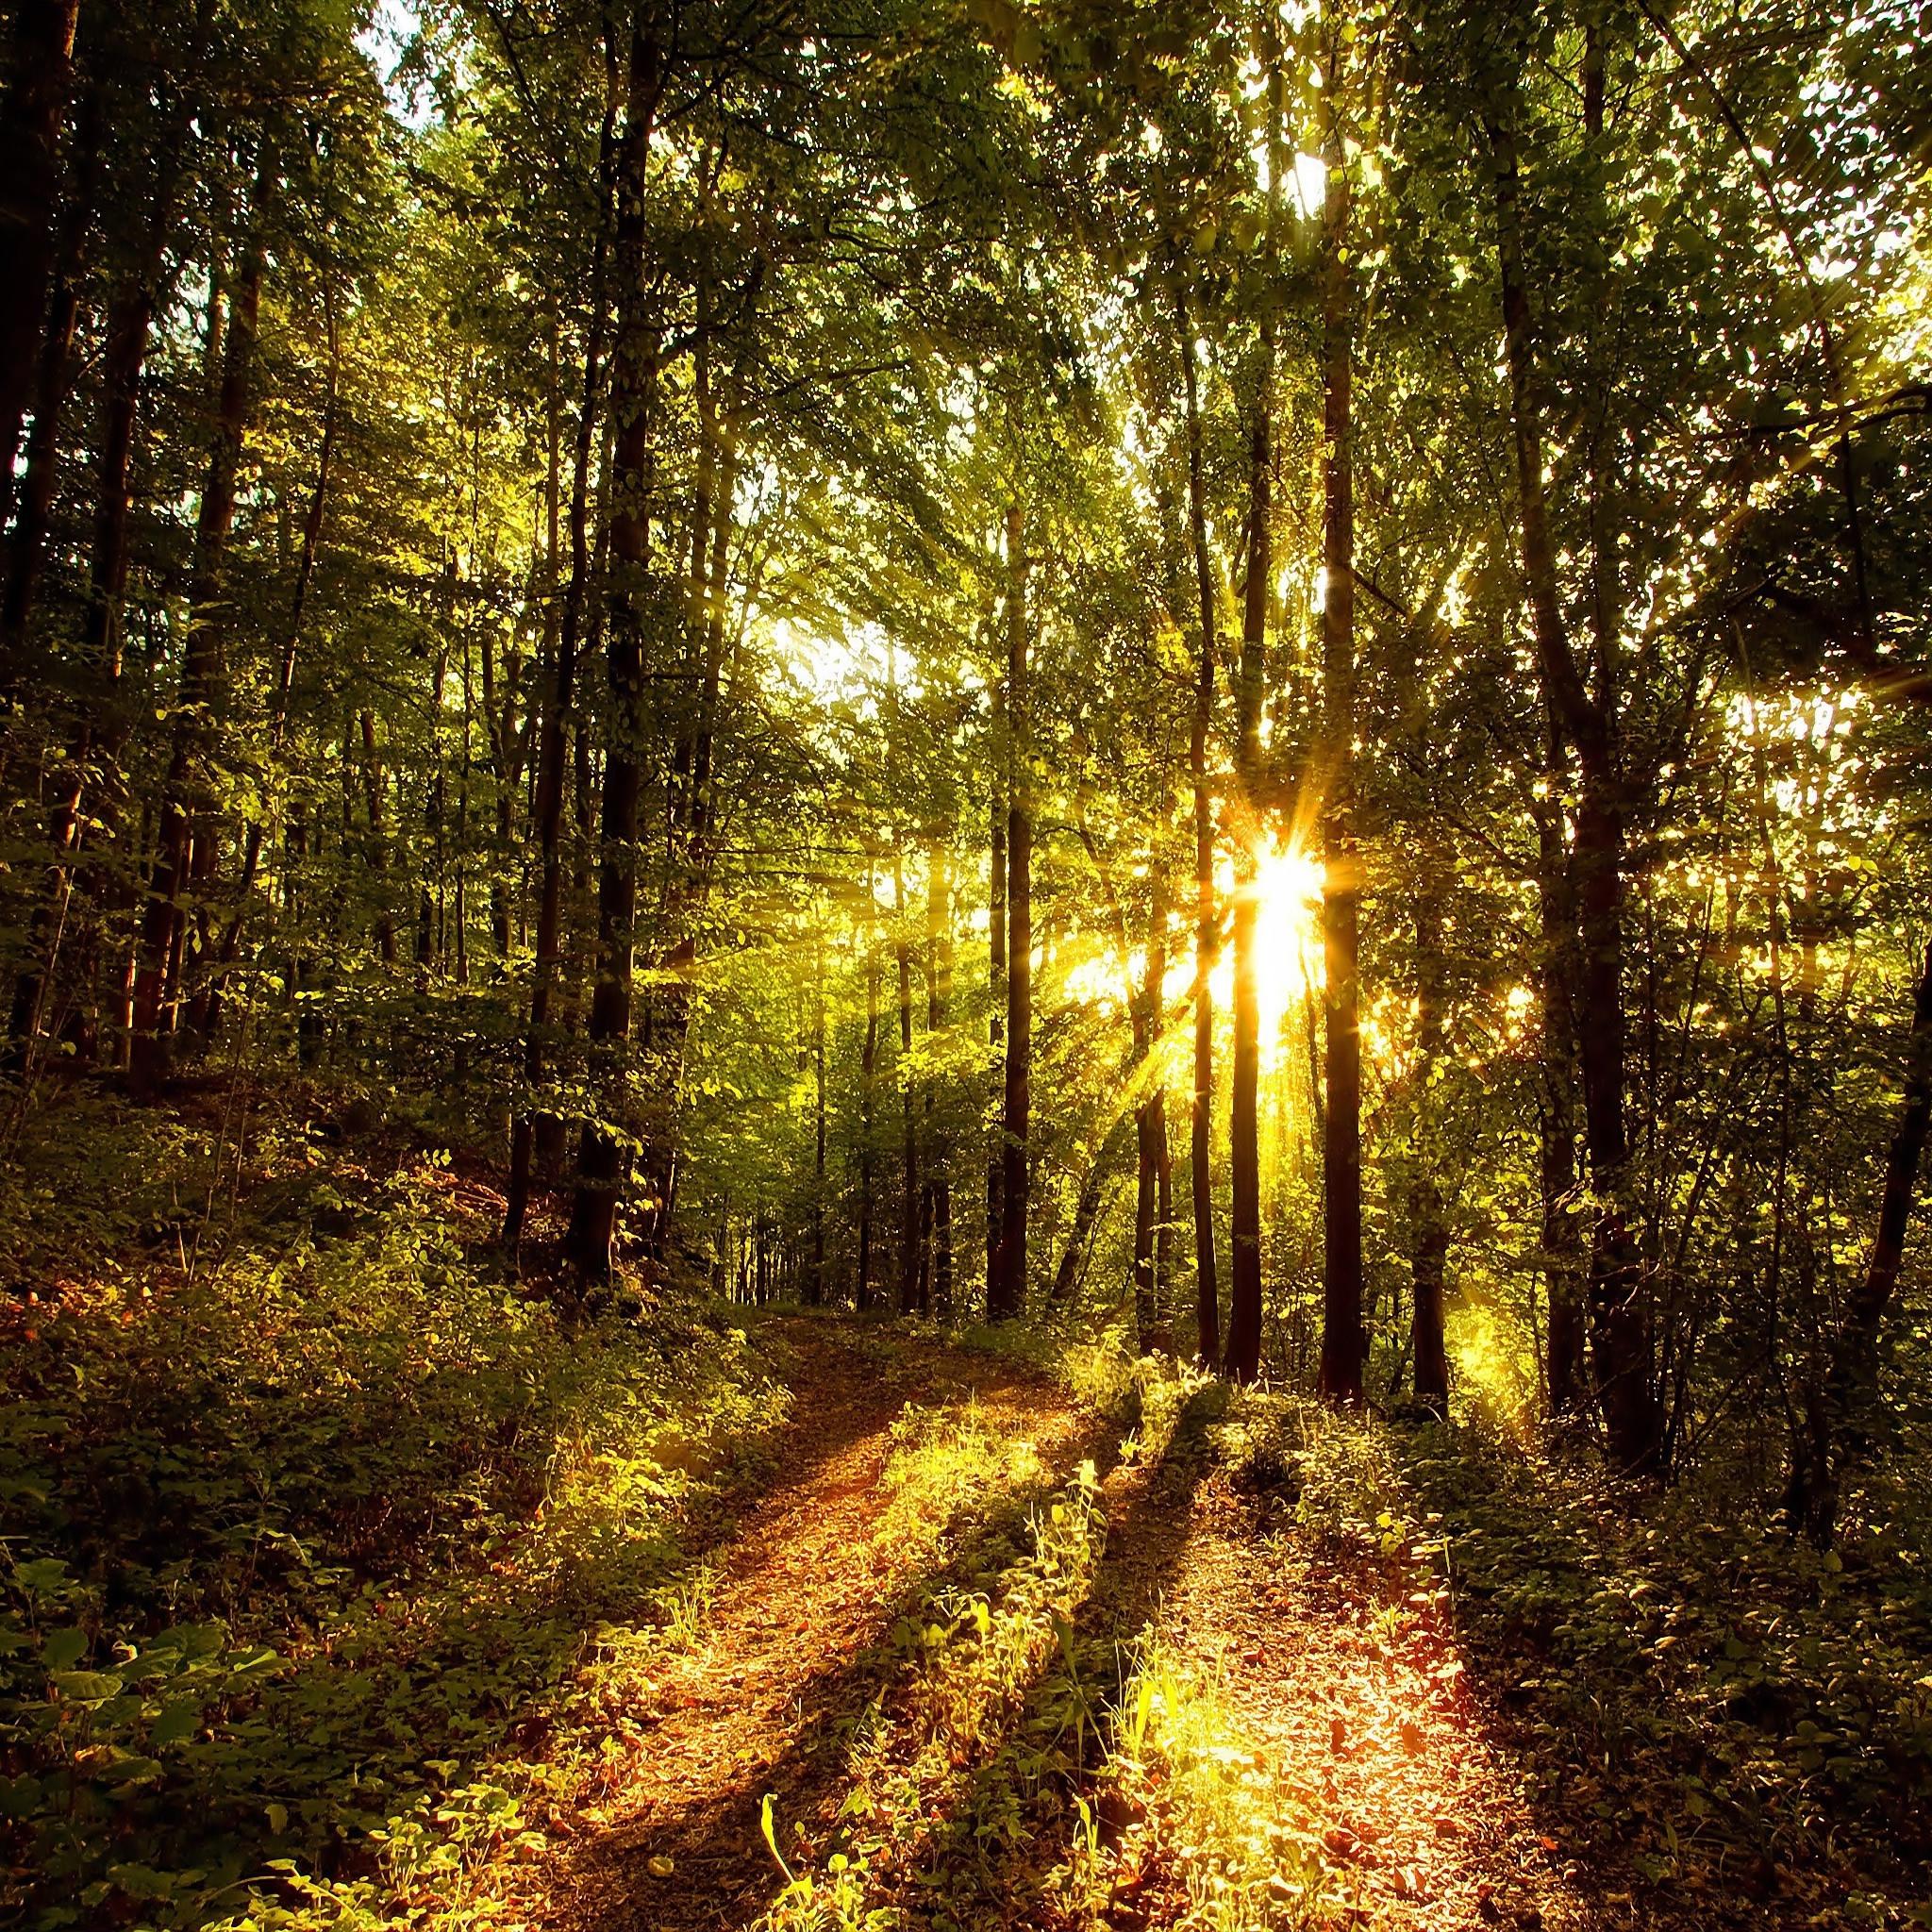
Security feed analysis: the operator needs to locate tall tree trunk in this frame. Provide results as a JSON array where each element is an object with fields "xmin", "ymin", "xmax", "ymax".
[
  {"xmin": 1318, "ymin": 58, "xmax": 1365, "ymax": 1405},
  {"xmin": 1537, "ymin": 789, "xmax": 1588, "ymax": 1410},
  {"xmin": 808, "ymin": 929, "xmax": 826, "ymax": 1305},
  {"xmin": 991, "ymin": 505, "xmax": 1031, "ymax": 1321},
  {"xmin": 895, "ymin": 846, "xmax": 919, "ymax": 1316},
  {"xmin": 858, "ymin": 921, "xmax": 879, "ymax": 1310},
  {"xmin": 1489, "ymin": 100, "xmax": 1659, "ymax": 1474},
  {"xmin": 505, "ymin": 106, "xmax": 614, "ymax": 1251},
  {"xmin": 1179, "ymin": 294, "xmax": 1221, "ymax": 1369},
  {"xmin": 1409, "ymin": 877, "xmax": 1450, "ymax": 1415},
  {"xmin": 0, "ymin": 85, "xmax": 92, "ymax": 682},
  {"xmin": 1134, "ymin": 860, "xmax": 1171, "ymax": 1353},
  {"xmin": 0, "ymin": 0, "xmax": 79, "ymax": 530},
  {"xmin": 195, "ymin": 282, "xmax": 342, "ymax": 1045},
  {"xmin": 925, "ymin": 839, "xmax": 953, "ymax": 1320},
  {"xmin": 128, "ymin": 164, "xmax": 270, "ymax": 1081},
  {"xmin": 1223, "ymin": 364, "xmax": 1271, "ymax": 1384},
  {"xmin": 986, "ymin": 686, "xmax": 1006, "ymax": 1313},
  {"xmin": 567, "ymin": 17, "xmax": 665, "ymax": 1282}
]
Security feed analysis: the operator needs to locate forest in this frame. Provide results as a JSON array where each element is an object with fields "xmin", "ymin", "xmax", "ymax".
[{"xmin": 0, "ymin": 0, "xmax": 1928, "ymax": 1924}]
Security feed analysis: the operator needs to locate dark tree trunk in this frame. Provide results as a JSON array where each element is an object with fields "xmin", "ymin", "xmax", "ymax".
[
  {"xmin": 1179, "ymin": 292, "xmax": 1221, "ymax": 1370},
  {"xmin": 1134, "ymin": 861, "xmax": 1171, "ymax": 1353},
  {"xmin": 925, "ymin": 840, "xmax": 953, "ymax": 1319},
  {"xmin": 1052, "ymin": 1121, "xmax": 1122, "ymax": 1306},
  {"xmin": 1537, "ymin": 792, "xmax": 1588, "ymax": 1410},
  {"xmin": 991, "ymin": 506, "xmax": 1031, "ymax": 1321},
  {"xmin": 129, "ymin": 172, "xmax": 269, "ymax": 1081},
  {"xmin": 1409, "ymin": 880, "xmax": 1450, "ymax": 1416},
  {"xmin": 1317, "ymin": 71, "xmax": 1364, "ymax": 1406},
  {"xmin": 567, "ymin": 19, "xmax": 665, "ymax": 1282},
  {"xmin": 0, "ymin": 0, "xmax": 79, "ymax": 529},
  {"xmin": 986, "ymin": 689, "xmax": 1006, "ymax": 1314},
  {"xmin": 505, "ymin": 105, "xmax": 614, "ymax": 1253},
  {"xmin": 858, "ymin": 929, "xmax": 878, "ymax": 1309},
  {"xmin": 1789, "ymin": 938, "xmax": 1932, "ymax": 1544},
  {"xmin": 895, "ymin": 847, "xmax": 919, "ymax": 1316},
  {"xmin": 1223, "ymin": 365, "xmax": 1271, "ymax": 1384},
  {"xmin": 1489, "ymin": 101, "xmax": 1660, "ymax": 1474},
  {"xmin": 0, "ymin": 137, "xmax": 88, "ymax": 675}
]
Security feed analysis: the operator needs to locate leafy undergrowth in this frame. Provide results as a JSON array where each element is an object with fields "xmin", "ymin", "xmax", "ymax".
[
  {"xmin": 0, "ymin": 1088, "xmax": 782, "ymax": 1932},
  {"xmin": 1399, "ymin": 1434, "xmax": 1932, "ymax": 1924},
  {"xmin": 1223, "ymin": 1396, "xmax": 1932, "ymax": 1927}
]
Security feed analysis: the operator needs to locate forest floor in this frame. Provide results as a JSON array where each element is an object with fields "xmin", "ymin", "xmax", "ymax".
[
  {"xmin": 2, "ymin": 1091, "xmax": 1928, "ymax": 1932},
  {"xmin": 529, "ymin": 1321, "xmax": 1589, "ymax": 1932}
]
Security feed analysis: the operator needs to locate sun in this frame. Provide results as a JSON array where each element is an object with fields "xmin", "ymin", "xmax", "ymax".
[{"xmin": 1210, "ymin": 841, "xmax": 1326, "ymax": 1056}]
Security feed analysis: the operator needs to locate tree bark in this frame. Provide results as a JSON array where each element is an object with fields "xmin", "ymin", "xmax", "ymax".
[
  {"xmin": 925, "ymin": 838, "xmax": 953, "ymax": 1319},
  {"xmin": 505, "ymin": 98, "xmax": 614, "ymax": 1252},
  {"xmin": 1134, "ymin": 859, "xmax": 1171, "ymax": 1353},
  {"xmin": 895, "ymin": 845, "xmax": 919, "ymax": 1315},
  {"xmin": 991, "ymin": 504, "xmax": 1031, "ymax": 1321},
  {"xmin": 1223, "ymin": 363, "xmax": 1270, "ymax": 1384},
  {"xmin": 986, "ymin": 685, "xmax": 1006, "ymax": 1313},
  {"xmin": 1537, "ymin": 790, "xmax": 1589, "ymax": 1410},
  {"xmin": 129, "ymin": 160, "xmax": 270, "ymax": 1081},
  {"xmin": 1318, "ymin": 58, "xmax": 1365, "ymax": 1406},
  {"xmin": 1178, "ymin": 289, "xmax": 1221, "ymax": 1369},
  {"xmin": 858, "ymin": 917, "xmax": 879, "ymax": 1310},
  {"xmin": 1489, "ymin": 100, "xmax": 1660, "ymax": 1474},
  {"xmin": 567, "ymin": 16, "xmax": 665, "ymax": 1281},
  {"xmin": 1409, "ymin": 879, "xmax": 1450, "ymax": 1415},
  {"xmin": 0, "ymin": 0, "xmax": 80, "ymax": 530}
]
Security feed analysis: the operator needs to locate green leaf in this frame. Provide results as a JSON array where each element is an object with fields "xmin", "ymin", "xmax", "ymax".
[
  {"xmin": 42, "ymin": 1627, "xmax": 88, "ymax": 1671},
  {"xmin": 50, "ymin": 1670, "xmax": 125, "ymax": 1704}
]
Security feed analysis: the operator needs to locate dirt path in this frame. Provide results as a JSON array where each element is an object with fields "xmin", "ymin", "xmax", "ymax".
[
  {"xmin": 1120, "ymin": 1458, "xmax": 1594, "ymax": 1932},
  {"xmin": 541, "ymin": 1322, "xmax": 1092, "ymax": 1932},
  {"xmin": 537, "ymin": 1333, "xmax": 1605, "ymax": 1932}
]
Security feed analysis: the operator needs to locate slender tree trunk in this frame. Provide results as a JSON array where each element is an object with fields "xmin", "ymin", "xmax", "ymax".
[
  {"xmin": 1790, "ymin": 938, "xmax": 1932, "ymax": 1543},
  {"xmin": 1410, "ymin": 879, "xmax": 1450, "ymax": 1415},
  {"xmin": 197, "ymin": 281, "xmax": 342, "ymax": 1046},
  {"xmin": 0, "ymin": 87, "xmax": 92, "ymax": 681},
  {"xmin": 1317, "ymin": 63, "xmax": 1364, "ymax": 1406},
  {"xmin": 808, "ymin": 930, "xmax": 826, "ymax": 1305},
  {"xmin": 1489, "ymin": 101, "xmax": 1659, "ymax": 1474},
  {"xmin": 1223, "ymin": 365, "xmax": 1271, "ymax": 1384},
  {"xmin": 991, "ymin": 505, "xmax": 1031, "ymax": 1321},
  {"xmin": 926, "ymin": 840, "xmax": 953, "ymax": 1319},
  {"xmin": 1179, "ymin": 294, "xmax": 1221, "ymax": 1368},
  {"xmin": 129, "ymin": 168, "xmax": 270, "ymax": 1081},
  {"xmin": 568, "ymin": 18, "xmax": 665, "ymax": 1282},
  {"xmin": 0, "ymin": 0, "xmax": 79, "ymax": 530},
  {"xmin": 505, "ymin": 113, "xmax": 614, "ymax": 1251},
  {"xmin": 1537, "ymin": 792, "xmax": 1588, "ymax": 1410},
  {"xmin": 858, "ymin": 922, "xmax": 879, "ymax": 1310},
  {"xmin": 895, "ymin": 846, "xmax": 919, "ymax": 1316},
  {"xmin": 986, "ymin": 688, "xmax": 1006, "ymax": 1313},
  {"xmin": 1134, "ymin": 861, "xmax": 1172, "ymax": 1353}
]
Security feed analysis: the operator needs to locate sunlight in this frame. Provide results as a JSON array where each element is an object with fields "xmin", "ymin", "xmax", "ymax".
[{"xmin": 1210, "ymin": 842, "xmax": 1326, "ymax": 1059}]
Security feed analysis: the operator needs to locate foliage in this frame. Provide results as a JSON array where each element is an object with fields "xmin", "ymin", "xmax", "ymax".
[{"xmin": 0, "ymin": 1096, "xmax": 779, "ymax": 1930}]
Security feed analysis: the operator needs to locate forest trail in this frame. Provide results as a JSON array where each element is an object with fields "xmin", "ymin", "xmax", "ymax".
[
  {"xmin": 537, "ymin": 1330, "xmax": 1595, "ymax": 1932},
  {"xmin": 542, "ymin": 1323, "xmax": 1098, "ymax": 1931},
  {"xmin": 1108, "ymin": 1458, "xmax": 1589, "ymax": 1930}
]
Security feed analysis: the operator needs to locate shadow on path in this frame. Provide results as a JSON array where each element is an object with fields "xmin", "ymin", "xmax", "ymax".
[{"xmin": 544, "ymin": 1321, "xmax": 1101, "ymax": 1932}]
